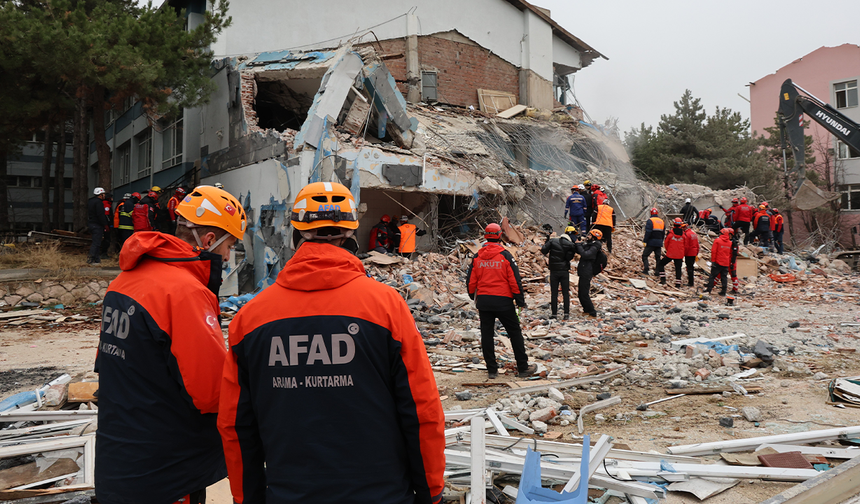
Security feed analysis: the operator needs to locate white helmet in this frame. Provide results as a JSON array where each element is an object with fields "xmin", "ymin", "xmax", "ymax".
[
  {"xmin": 94, "ymin": 187, "xmax": 105, "ymax": 196},
  {"xmin": 578, "ymin": 184, "xmax": 585, "ymax": 190}
]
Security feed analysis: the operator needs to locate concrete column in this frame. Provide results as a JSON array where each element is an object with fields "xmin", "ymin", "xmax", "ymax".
[{"xmin": 405, "ymin": 14, "xmax": 420, "ymax": 103}]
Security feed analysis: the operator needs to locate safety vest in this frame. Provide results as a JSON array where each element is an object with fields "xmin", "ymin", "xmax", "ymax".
[
  {"xmin": 594, "ymin": 204, "xmax": 614, "ymax": 229},
  {"xmin": 118, "ymin": 200, "xmax": 135, "ymax": 231},
  {"xmin": 398, "ymin": 223, "xmax": 418, "ymax": 253},
  {"xmin": 649, "ymin": 217, "xmax": 664, "ymax": 231}
]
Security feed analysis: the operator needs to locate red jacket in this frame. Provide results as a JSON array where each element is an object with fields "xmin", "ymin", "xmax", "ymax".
[
  {"xmin": 735, "ymin": 204, "xmax": 753, "ymax": 223},
  {"xmin": 722, "ymin": 204, "xmax": 738, "ymax": 226},
  {"xmin": 467, "ymin": 242, "xmax": 525, "ymax": 310},
  {"xmin": 219, "ymin": 242, "xmax": 445, "ymax": 504},
  {"xmin": 167, "ymin": 195, "xmax": 182, "ymax": 222},
  {"xmin": 592, "ymin": 189, "xmax": 608, "ymax": 206},
  {"xmin": 773, "ymin": 214, "xmax": 784, "ymax": 233},
  {"xmin": 94, "ymin": 232, "xmax": 227, "ymax": 504},
  {"xmin": 683, "ymin": 228, "xmax": 700, "ymax": 257},
  {"xmin": 711, "ymin": 234, "xmax": 733, "ymax": 267},
  {"xmin": 663, "ymin": 227, "xmax": 686, "ymax": 259}
]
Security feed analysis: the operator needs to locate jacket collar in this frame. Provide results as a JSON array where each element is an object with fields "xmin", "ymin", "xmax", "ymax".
[{"xmin": 276, "ymin": 242, "xmax": 367, "ymax": 291}]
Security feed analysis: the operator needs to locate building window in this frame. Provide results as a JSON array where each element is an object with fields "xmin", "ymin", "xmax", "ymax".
[
  {"xmin": 136, "ymin": 128, "xmax": 153, "ymax": 178},
  {"xmin": 162, "ymin": 115, "xmax": 183, "ymax": 169},
  {"xmin": 840, "ymin": 185, "xmax": 860, "ymax": 210},
  {"xmin": 116, "ymin": 141, "xmax": 131, "ymax": 186},
  {"xmin": 421, "ymin": 71, "xmax": 438, "ymax": 102},
  {"xmin": 838, "ymin": 141, "xmax": 860, "ymax": 160},
  {"xmin": 835, "ymin": 80, "xmax": 858, "ymax": 109}
]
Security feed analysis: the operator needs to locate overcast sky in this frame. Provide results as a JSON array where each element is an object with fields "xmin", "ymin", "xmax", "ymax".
[{"xmin": 537, "ymin": 0, "xmax": 860, "ymax": 135}]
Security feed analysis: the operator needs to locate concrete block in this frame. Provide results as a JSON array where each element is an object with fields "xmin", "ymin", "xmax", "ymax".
[{"xmin": 529, "ymin": 406, "xmax": 556, "ymax": 423}]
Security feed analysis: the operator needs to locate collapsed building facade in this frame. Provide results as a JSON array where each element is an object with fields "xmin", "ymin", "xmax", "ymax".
[{"xmin": 95, "ymin": 0, "xmax": 658, "ymax": 293}]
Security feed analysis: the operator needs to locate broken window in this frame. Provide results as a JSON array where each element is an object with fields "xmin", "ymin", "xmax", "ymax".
[{"xmin": 253, "ymin": 75, "xmax": 320, "ymax": 131}]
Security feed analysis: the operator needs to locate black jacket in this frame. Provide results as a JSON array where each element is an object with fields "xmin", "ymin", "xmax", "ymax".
[
  {"xmin": 541, "ymin": 234, "xmax": 577, "ymax": 271},
  {"xmin": 576, "ymin": 239, "xmax": 603, "ymax": 278},
  {"xmin": 87, "ymin": 197, "xmax": 109, "ymax": 227},
  {"xmin": 680, "ymin": 203, "xmax": 699, "ymax": 224},
  {"xmin": 582, "ymin": 191, "xmax": 594, "ymax": 215}
]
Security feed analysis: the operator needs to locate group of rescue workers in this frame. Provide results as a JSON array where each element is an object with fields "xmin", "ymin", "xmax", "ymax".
[
  {"xmin": 86, "ymin": 184, "xmax": 207, "ymax": 264},
  {"xmin": 91, "ymin": 175, "xmax": 792, "ymax": 503},
  {"xmin": 368, "ymin": 213, "xmax": 427, "ymax": 256}
]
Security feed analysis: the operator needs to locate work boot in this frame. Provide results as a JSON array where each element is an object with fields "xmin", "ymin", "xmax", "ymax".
[
  {"xmin": 488, "ymin": 370, "xmax": 498, "ymax": 379},
  {"xmin": 659, "ymin": 277, "xmax": 666, "ymax": 285},
  {"xmin": 687, "ymin": 281, "xmax": 694, "ymax": 287},
  {"xmin": 562, "ymin": 312, "xmax": 569, "ymax": 321},
  {"xmin": 718, "ymin": 290, "xmax": 727, "ymax": 296},
  {"xmin": 549, "ymin": 314, "xmax": 557, "ymax": 320},
  {"xmin": 517, "ymin": 364, "xmax": 538, "ymax": 378}
]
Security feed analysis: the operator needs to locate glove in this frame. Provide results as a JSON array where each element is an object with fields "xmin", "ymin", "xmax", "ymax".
[
  {"xmin": 468, "ymin": 292, "xmax": 475, "ymax": 301},
  {"xmin": 517, "ymin": 301, "xmax": 528, "ymax": 309}
]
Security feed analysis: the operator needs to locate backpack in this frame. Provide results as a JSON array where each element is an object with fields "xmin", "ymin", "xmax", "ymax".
[
  {"xmin": 595, "ymin": 249, "xmax": 608, "ymax": 275},
  {"xmin": 132, "ymin": 203, "xmax": 152, "ymax": 231}
]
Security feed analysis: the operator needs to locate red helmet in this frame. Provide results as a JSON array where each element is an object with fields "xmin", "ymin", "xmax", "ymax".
[
  {"xmin": 484, "ymin": 223, "xmax": 502, "ymax": 240},
  {"xmin": 380, "ymin": 214, "xmax": 391, "ymax": 223},
  {"xmin": 732, "ymin": 198, "xmax": 739, "ymax": 204},
  {"xmin": 650, "ymin": 208, "xmax": 658, "ymax": 216},
  {"xmin": 148, "ymin": 191, "xmax": 158, "ymax": 199},
  {"xmin": 740, "ymin": 197, "xmax": 748, "ymax": 204},
  {"xmin": 592, "ymin": 184, "xmax": 600, "ymax": 190},
  {"xmin": 772, "ymin": 208, "xmax": 779, "ymax": 214},
  {"xmin": 131, "ymin": 192, "xmax": 141, "ymax": 199},
  {"xmin": 175, "ymin": 187, "xmax": 187, "ymax": 195},
  {"xmin": 762, "ymin": 201, "xmax": 769, "ymax": 207},
  {"xmin": 673, "ymin": 218, "xmax": 683, "ymax": 226},
  {"xmin": 702, "ymin": 209, "xmax": 711, "ymax": 216},
  {"xmin": 721, "ymin": 227, "xmax": 734, "ymax": 235}
]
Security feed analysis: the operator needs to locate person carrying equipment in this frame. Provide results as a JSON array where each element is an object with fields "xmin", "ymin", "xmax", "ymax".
[
  {"xmin": 467, "ymin": 223, "xmax": 537, "ymax": 379},
  {"xmin": 680, "ymin": 198, "xmax": 699, "ymax": 225},
  {"xmin": 642, "ymin": 208, "xmax": 664, "ymax": 275},
  {"xmin": 657, "ymin": 218, "xmax": 686, "ymax": 289},
  {"xmin": 540, "ymin": 225, "xmax": 578, "ymax": 320}
]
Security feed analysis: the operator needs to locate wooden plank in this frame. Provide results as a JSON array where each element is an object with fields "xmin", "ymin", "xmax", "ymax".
[
  {"xmin": 0, "ymin": 488, "xmax": 94, "ymax": 502},
  {"xmin": 0, "ymin": 459, "xmax": 78, "ymax": 491},
  {"xmin": 496, "ymin": 104, "xmax": 527, "ymax": 119},
  {"xmin": 0, "ymin": 311, "xmax": 46, "ymax": 320},
  {"xmin": 477, "ymin": 89, "xmax": 516, "ymax": 114},
  {"xmin": 0, "ymin": 411, "xmax": 96, "ymax": 422},
  {"xmin": 67, "ymin": 383, "xmax": 98, "ymax": 403}
]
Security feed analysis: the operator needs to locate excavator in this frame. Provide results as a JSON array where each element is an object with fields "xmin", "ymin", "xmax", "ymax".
[{"xmin": 778, "ymin": 78, "xmax": 860, "ymax": 210}]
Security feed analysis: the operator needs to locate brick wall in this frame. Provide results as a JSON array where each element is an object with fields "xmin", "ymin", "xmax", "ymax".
[
  {"xmin": 366, "ymin": 34, "xmax": 520, "ymax": 109},
  {"xmin": 240, "ymin": 73, "xmax": 262, "ymax": 133}
]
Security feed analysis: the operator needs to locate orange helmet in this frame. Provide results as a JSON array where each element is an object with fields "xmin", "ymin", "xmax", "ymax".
[
  {"xmin": 485, "ymin": 223, "xmax": 502, "ymax": 240},
  {"xmin": 589, "ymin": 229, "xmax": 603, "ymax": 240},
  {"xmin": 759, "ymin": 204, "xmax": 766, "ymax": 210},
  {"xmin": 721, "ymin": 227, "xmax": 734, "ymax": 235},
  {"xmin": 175, "ymin": 185, "xmax": 248, "ymax": 239},
  {"xmin": 291, "ymin": 182, "xmax": 358, "ymax": 232},
  {"xmin": 650, "ymin": 208, "xmax": 658, "ymax": 216}
]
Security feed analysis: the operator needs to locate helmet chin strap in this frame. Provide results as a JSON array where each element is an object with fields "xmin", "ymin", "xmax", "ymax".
[{"xmin": 181, "ymin": 217, "xmax": 230, "ymax": 253}]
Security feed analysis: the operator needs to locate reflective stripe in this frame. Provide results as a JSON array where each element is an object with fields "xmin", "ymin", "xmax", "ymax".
[{"xmin": 118, "ymin": 225, "xmax": 134, "ymax": 230}]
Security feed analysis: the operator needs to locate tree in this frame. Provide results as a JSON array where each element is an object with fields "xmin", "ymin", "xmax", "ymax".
[{"xmin": 625, "ymin": 89, "xmax": 767, "ymax": 190}]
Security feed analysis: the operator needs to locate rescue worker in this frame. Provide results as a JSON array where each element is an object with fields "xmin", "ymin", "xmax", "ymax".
[
  {"xmin": 368, "ymin": 214, "xmax": 394, "ymax": 253},
  {"xmin": 117, "ymin": 192, "xmax": 139, "ymax": 248},
  {"xmin": 698, "ymin": 209, "xmax": 721, "ymax": 233},
  {"xmin": 167, "ymin": 186, "xmax": 187, "ymax": 235},
  {"xmin": 218, "ymin": 182, "xmax": 444, "ymax": 504},
  {"xmin": 734, "ymin": 197, "xmax": 754, "ymax": 243},
  {"xmin": 704, "ymin": 227, "xmax": 734, "ymax": 296},
  {"xmin": 683, "ymin": 223, "xmax": 700, "ymax": 287},
  {"xmin": 575, "ymin": 229, "xmax": 604, "ymax": 318},
  {"xmin": 591, "ymin": 199, "xmax": 616, "ymax": 254},
  {"xmin": 102, "ymin": 193, "xmax": 114, "ymax": 257},
  {"xmin": 114, "ymin": 193, "xmax": 129, "ymax": 248},
  {"xmin": 591, "ymin": 183, "xmax": 608, "ymax": 207},
  {"xmin": 772, "ymin": 208, "xmax": 785, "ymax": 254},
  {"xmin": 564, "ymin": 186, "xmax": 587, "ymax": 233},
  {"xmin": 467, "ymin": 223, "xmax": 536, "ymax": 379},
  {"xmin": 711, "ymin": 227, "xmax": 740, "ymax": 295},
  {"xmin": 642, "ymin": 208, "xmax": 664, "ymax": 275},
  {"xmin": 133, "ymin": 190, "xmax": 158, "ymax": 232},
  {"xmin": 720, "ymin": 198, "xmax": 739, "ymax": 228},
  {"xmin": 657, "ymin": 218, "xmax": 686, "ymax": 289},
  {"xmin": 151, "ymin": 186, "xmax": 171, "ymax": 233},
  {"xmin": 95, "ymin": 185, "xmax": 247, "ymax": 504},
  {"xmin": 680, "ymin": 198, "xmax": 699, "ymax": 225},
  {"xmin": 582, "ymin": 181, "xmax": 595, "ymax": 228},
  {"xmin": 748, "ymin": 204, "xmax": 773, "ymax": 248},
  {"xmin": 87, "ymin": 187, "xmax": 109, "ymax": 264},
  {"xmin": 397, "ymin": 214, "xmax": 426, "ymax": 257},
  {"xmin": 386, "ymin": 216, "xmax": 402, "ymax": 254},
  {"xmin": 540, "ymin": 225, "xmax": 578, "ymax": 320}
]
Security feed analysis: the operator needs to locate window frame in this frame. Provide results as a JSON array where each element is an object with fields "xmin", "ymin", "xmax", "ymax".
[
  {"xmin": 161, "ymin": 114, "xmax": 184, "ymax": 170},
  {"xmin": 840, "ymin": 184, "xmax": 860, "ymax": 211},
  {"xmin": 835, "ymin": 80, "xmax": 858, "ymax": 109},
  {"xmin": 136, "ymin": 128, "xmax": 153, "ymax": 179},
  {"xmin": 116, "ymin": 141, "xmax": 131, "ymax": 186}
]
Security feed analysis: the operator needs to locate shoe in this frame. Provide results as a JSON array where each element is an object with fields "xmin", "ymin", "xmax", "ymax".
[
  {"xmin": 549, "ymin": 314, "xmax": 557, "ymax": 320},
  {"xmin": 562, "ymin": 313, "xmax": 569, "ymax": 321},
  {"xmin": 586, "ymin": 312, "xmax": 598, "ymax": 318},
  {"xmin": 687, "ymin": 282, "xmax": 694, "ymax": 287},
  {"xmin": 488, "ymin": 371, "xmax": 498, "ymax": 379},
  {"xmin": 703, "ymin": 290, "xmax": 711, "ymax": 294},
  {"xmin": 517, "ymin": 364, "xmax": 538, "ymax": 378},
  {"xmin": 718, "ymin": 291, "xmax": 726, "ymax": 296}
]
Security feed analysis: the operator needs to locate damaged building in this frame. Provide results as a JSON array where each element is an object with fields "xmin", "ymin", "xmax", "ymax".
[{"xmin": 98, "ymin": 0, "xmax": 652, "ymax": 294}]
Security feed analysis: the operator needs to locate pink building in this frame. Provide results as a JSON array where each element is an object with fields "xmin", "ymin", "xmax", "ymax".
[{"xmin": 749, "ymin": 44, "xmax": 860, "ymax": 248}]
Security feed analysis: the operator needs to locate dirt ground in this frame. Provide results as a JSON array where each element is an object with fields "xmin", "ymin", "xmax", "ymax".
[{"xmin": 1, "ymin": 296, "xmax": 859, "ymax": 503}]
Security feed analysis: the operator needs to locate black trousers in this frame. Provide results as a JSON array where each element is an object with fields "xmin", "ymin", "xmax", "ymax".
[
  {"xmin": 774, "ymin": 230, "xmax": 784, "ymax": 254},
  {"xmin": 548, "ymin": 270, "xmax": 570, "ymax": 316},
  {"xmin": 119, "ymin": 229, "xmax": 134, "ymax": 249},
  {"xmin": 479, "ymin": 308, "xmax": 529, "ymax": 373},
  {"xmin": 593, "ymin": 224, "xmax": 613, "ymax": 253},
  {"xmin": 657, "ymin": 256, "xmax": 683, "ymax": 283},
  {"xmin": 642, "ymin": 246, "xmax": 661, "ymax": 273},
  {"xmin": 748, "ymin": 229, "xmax": 772, "ymax": 248},
  {"xmin": 734, "ymin": 221, "xmax": 750, "ymax": 243},
  {"xmin": 684, "ymin": 256, "xmax": 696, "ymax": 285},
  {"xmin": 88, "ymin": 224, "xmax": 103, "ymax": 263},
  {"xmin": 706, "ymin": 264, "xmax": 729, "ymax": 294},
  {"xmin": 578, "ymin": 272, "xmax": 595, "ymax": 315}
]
